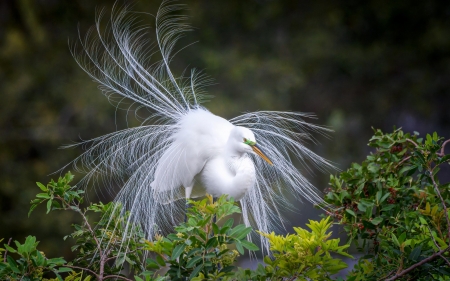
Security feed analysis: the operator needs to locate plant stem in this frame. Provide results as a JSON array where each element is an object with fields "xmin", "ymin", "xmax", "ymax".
[
  {"xmin": 64, "ymin": 265, "xmax": 99, "ymax": 279},
  {"xmin": 3, "ymin": 238, "xmax": 11, "ymax": 262},
  {"xmin": 385, "ymin": 246, "xmax": 450, "ymax": 281},
  {"xmin": 438, "ymin": 139, "xmax": 450, "ymax": 157},
  {"xmin": 430, "ymin": 167, "xmax": 450, "ymax": 242}
]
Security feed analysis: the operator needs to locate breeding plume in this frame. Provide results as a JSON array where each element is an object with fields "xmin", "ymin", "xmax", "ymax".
[{"xmin": 65, "ymin": 1, "xmax": 333, "ymax": 249}]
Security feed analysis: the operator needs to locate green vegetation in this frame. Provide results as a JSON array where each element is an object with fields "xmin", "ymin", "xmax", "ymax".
[
  {"xmin": 325, "ymin": 128, "xmax": 450, "ymax": 280},
  {"xmin": 1, "ymin": 128, "xmax": 449, "ymax": 280}
]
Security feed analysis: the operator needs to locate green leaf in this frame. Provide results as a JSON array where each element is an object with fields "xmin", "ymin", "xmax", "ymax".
[
  {"xmin": 186, "ymin": 256, "xmax": 202, "ymax": 268},
  {"xmin": 4, "ymin": 244, "xmax": 16, "ymax": 253},
  {"xmin": 47, "ymin": 257, "xmax": 66, "ymax": 265},
  {"xmin": 241, "ymin": 240, "xmax": 259, "ymax": 251},
  {"xmin": 46, "ymin": 199, "xmax": 53, "ymax": 214},
  {"xmin": 357, "ymin": 202, "xmax": 366, "ymax": 212},
  {"xmin": 189, "ymin": 264, "xmax": 203, "ymax": 279},
  {"xmin": 36, "ymin": 182, "xmax": 48, "ymax": 191},
  {"xmin": 399, "ymin": 165, "xmax": 416, "ymax": 175},
  {"xmin": 57, "ymin": 267, "xmax": 73, "ymax": 273},
  {"xmin": 231, "ymin": 226, "xmax": 252, "ymax": 240},
  {"xmin": 235, "ymin": 241, "xmax": 244, "ymax": 254},
  {"xmin": 346, "ymin": 209, "xmax": 356, "ymax": 217},
  {"xmin": 371, "ymin": 217, "xmax": 383, "ymax": 225},
  {"xmin": 146, "ymin": 259, "xmax": 161, "ymax": 269},
  {"xmin": 171, "ymin": 244, "xmax": 186, "ymax": 260},
  {"xmin": 380, "ymin": 192, "xmax": 390, "ymax": 204},
  {"xmin": 36, "ymin": 193, "xmax": 50, "ymax": 199},
  {"xmin": 205, "ymin": 237, "xmax": 218, "ymax": 250},
  {"xmin": 391, "ymin": 233, "xmax": 400, "ymax": 247},
  {"xmin": 409, "ymin": 245, "xmax": 422, "ymax": 261},
  {"xmin": 212, "ymin": 223, "xmax": 219, "ymax": 234},
  {"xmin": 381, "ymin": 204, "xmax": 395, "ymax": 211},
  {"xmin": 376, "ymin": 191, "xmax": 382, "ymax": 203},
  {"xmin": 156, "ymin": 255, "xmax": 166, "ymax": 266},
  {"xmin": 223, "ymin": 218, "xmax": 234, "ymax": 229},
  {"xmin": 7, "ymin": 256, "xmax": 20, "ymax": 273}
]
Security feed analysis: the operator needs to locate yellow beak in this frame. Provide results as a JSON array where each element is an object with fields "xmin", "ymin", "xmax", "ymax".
[{"xmin": 252, "ymin": 145, "xmax": 273, "ymax": 165}]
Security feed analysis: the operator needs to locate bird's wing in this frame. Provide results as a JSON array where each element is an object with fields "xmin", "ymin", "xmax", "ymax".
[
  {"xmin": 150, "ymin": 137, "xmax": 206, "ymax": 194},
  {"xmin": 151, "ymin": 109, "xmax": 234, "ymax": 195}
]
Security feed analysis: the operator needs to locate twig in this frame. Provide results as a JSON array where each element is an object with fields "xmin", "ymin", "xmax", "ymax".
[
  {"xmin": 60, "ymin": 197, "xmax": 108, "ymax": 280},
  {"xmin": 429, "ymin": 168, "xmax": 450, "ymax": 242},
  {"xmin": 438, "ymin": 139, "xmax": 450, "ymax": 157},
  {"xmin": 64, "ymin": 265, "xmax": 99, "ymax": 279},
  {"xmin": 3, "ymin": 238, "xmax": 12, "ymax": 262},
  {"xmin": 394, "ymin": 156, "xmax": 411, "ymax": 169},
  {"xmin": 104, "ymin": 275, "xmax": 133, "ymax": 281},
  {"xmin": 405, "ymin": 139, "xmax": 419, "ymax": 147},
  {"xmin": 385, "ymin": 246, "xmax": 450, "ymax": 281},
  {"xmin": 427, "ymin": 226, "xmax": 441, "ymax": 251},
  {"xmin": 378, "ymin": 270, "xmax": 396, "ymax": 281},
  {"xmin": 439, "ymin": 253, "xmax": 450, "ymax": 267}
]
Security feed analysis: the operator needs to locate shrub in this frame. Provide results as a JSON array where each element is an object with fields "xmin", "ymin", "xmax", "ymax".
[{"xmin": 325, "ymin": 128, "xmax": 450, "ymax": 280}]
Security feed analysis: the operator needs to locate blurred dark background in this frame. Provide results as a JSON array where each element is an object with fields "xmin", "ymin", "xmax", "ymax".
[{"xmin": 1, "ymin": 0, "xmax": 450, "ymax": 260}]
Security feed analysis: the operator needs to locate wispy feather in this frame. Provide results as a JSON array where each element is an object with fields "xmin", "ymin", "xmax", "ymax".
[{"xmin": 62, "ymin": 0, "xmax": 334, "ymax": 255}]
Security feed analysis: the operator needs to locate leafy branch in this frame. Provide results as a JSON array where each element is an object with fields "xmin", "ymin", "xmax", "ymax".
[{"xmin": 325, "ymin": 128, "xmax": 450, "ymax": 280}]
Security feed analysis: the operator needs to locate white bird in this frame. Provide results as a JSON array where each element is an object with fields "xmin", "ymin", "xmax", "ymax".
[{"xmin": 64, "ymin": 1, "xmax": 333, "ymax": 250}]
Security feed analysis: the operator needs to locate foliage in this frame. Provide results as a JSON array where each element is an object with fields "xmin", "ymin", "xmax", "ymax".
[
  {"xmin": 144, "ymin": 195, "xmax": 258, "ymax": 280},
  {"xmin": 2, "ymin": 173, "xmax": 352, "ymax": 280},
  {"xmin": 26, "ymin": 172, "xmax": 147, "ymax": 281},
  {"xmin": 4, "ymin": 129, "xmax": 450, "ymax": 280},
  {"xmin": 0, "ymin": 236, "xmax": 67, "ymax": 281},
  {"xmin": 325, "ymin": 128, "xmax": 450, "ymax": 280},
  {"xmin": 230, "ymin": 217, "xmax": 352, "ymax": 281}
]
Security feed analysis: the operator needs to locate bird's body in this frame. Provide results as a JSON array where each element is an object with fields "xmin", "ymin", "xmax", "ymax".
[
  {"xmin": 152, "ymin": 108, "xmax": 258, "ymax": 201},
  {"xmin": 64, "ymin": 1, "xmax": 333, "ymax": 250}
]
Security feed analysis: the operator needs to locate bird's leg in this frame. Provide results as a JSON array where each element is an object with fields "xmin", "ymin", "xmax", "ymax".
[
  {"xmin": 212, "ymin": 197, "xmax": 221, "ymax": 271},
  {"xmin": 185, "ymin": 186, "xmax": 193, "ymax": 223},
  {"xmin": 185, "ymin": 199, "xmax": 190, "ymax": 223},
  {"xmin": 212, "ymin": 197, "xmax": 217, "ymax": 224}
]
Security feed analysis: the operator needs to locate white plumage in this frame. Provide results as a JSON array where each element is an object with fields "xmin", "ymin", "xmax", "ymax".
[{"xmin": 63, "ymin": 1, "xmax": 333, "ymax": 251}]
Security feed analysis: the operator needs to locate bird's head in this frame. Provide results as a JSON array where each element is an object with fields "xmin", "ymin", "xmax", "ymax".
[{"xmin": 228, "ymin": 126, "xmax": 273, "ymax": 165}]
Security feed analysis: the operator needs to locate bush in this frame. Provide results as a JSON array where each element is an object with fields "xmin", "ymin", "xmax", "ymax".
[
  {"xmin": 1, "ymin": 174, "xmax": 350, "ymax": 280},
  {"xmin": 325, "ymin": 128, "xmax": 450, "ymax": 280},
  {"xmin": 1, "ymin": 128, "xmax": 449, "ymax": 280}
]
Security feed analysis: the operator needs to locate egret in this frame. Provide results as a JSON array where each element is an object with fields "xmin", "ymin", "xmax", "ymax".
[{"xmin": 64, "ymin": 1, "xmax": 333, "ymax": 250}]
